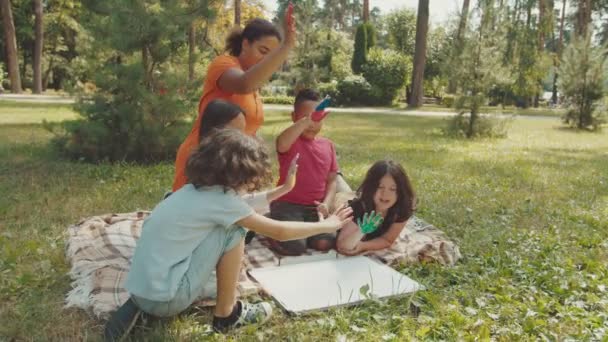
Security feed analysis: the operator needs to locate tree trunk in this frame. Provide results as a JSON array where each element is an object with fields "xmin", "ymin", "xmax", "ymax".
[
  {"xmin": 552, "ymin": 0, "xmax": 566, "ymax": 104},
  {"xmin": 188, "ymin": 23, "xmax": 196, "ymax": 82},
  {"xmin": 1, "ymin": 0, "xmax": 22, "ymax": 93},
  {"xmin": 538, "ymin": 0, "xmax": 546, "ymax": 51},
  {"xmin": 363, "ymin": 0, "xmax": 369, "ymax": 23},
  {"xmin": 33, "ymin": 0, "xmax": 43, "ymax": 94},
  {"xmin": 576, "ymin": 0, "xmax": 591, "ymax": 37},
  {"xmin": 234, "ymin": 0, "xmax": 241, "ymax": 26},
  {"xmin": 448, "ymin": 0, "xmax": 470, "ymax": 93},
  {"xmin": 408, "ymin": 0, "xmax": 429, "ymax": 108},
  {"xmin": 456, "ymin": 0, "xmax": 470, "ymax": 45}
]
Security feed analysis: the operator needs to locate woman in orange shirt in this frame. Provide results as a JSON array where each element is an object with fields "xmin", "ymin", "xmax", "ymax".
[{"xmin": 173, "ymin": 12, "xmax": 297, "ymax": 191}]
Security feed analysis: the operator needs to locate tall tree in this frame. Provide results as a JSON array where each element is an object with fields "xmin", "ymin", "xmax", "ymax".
[
  {"xmin": 448, "ymin": 0, "xmax": 470, "ymax": 93},
  {"xmin": 408, "ymin": 0, "xmax": 429, "ymax": 107},
  {"xmin": 537, "ymin": 0, "xmax": 546, "ymax": 51},
  {"xmin": 33, "ymin": 0, "xmax": 43, "ymax": 94},
  {"xmin": 188, "ymin": 23, "xmax": 196, "ymax": 82},
  {"xmin": 575, "ymin": 0, "xmax": 591, "ymax": 37},
  {"xmin": 1, "ymin": 0, "xmax": 22, "ymax": 93},
  {"xmin": 234, "ymin": 0, "xmax": 241, "ymax": 25},
  {"xmin": 456, "ymin": 0, "xmax": 471, "ymax": 46},
  {"xmin": 362, "ymin": 0, "xmax": 369, "ymax": 22},
  {"xmin": 552, "ymin": 0, "xmax": 566, "ymax": 104}
]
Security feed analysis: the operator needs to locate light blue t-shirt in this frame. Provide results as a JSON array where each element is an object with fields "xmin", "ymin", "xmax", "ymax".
[{"xmin": 125, "ymin": 184, "xmax": 253, "ymax": 301}]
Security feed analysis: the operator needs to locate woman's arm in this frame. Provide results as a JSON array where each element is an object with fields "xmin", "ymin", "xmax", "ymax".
[
  {"xmin": 236, "ymin": 206, "xmax": 353, "ymax": 241},
  {"xmin": 217, "ymin": 10, "xmax": 296, "ymax": 94}
]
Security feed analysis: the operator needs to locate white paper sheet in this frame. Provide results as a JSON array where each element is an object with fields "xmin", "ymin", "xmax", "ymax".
[{"xmin": 248, "ymin": 256, "xmax": 424, "ymax": 314}]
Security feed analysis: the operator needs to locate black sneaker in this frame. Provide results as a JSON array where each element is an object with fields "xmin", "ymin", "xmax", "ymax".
[
  {"xmin": 104, "ymin": 297, "xmax": 142, "ymax": 341},
  {"xmin": 213, "ymin": 300, "xmax": 272, "ymax": 333},
  {"xmin": 244, "ymin": 231, "xmax": 257, "ymax": 244}
]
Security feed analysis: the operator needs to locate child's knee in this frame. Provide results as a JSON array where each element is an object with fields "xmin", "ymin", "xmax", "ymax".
[{"xmin": 309, "ymin": 238, "xmax": 335, "ymax": 252}]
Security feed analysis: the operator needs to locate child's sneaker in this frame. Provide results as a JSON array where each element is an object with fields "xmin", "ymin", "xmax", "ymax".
[
  {"xmin": 103, "ymin": 297, "xmax": 143, "ymax": 341},
  {"xmin": 212, "ymin": 300, "xmax": 272, "ymax": 332}
]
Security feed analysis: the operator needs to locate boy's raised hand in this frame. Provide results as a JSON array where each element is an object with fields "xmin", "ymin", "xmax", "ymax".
[{"xmin": 322, "ymin": 205, "xmax": 353, "ymax": 230}]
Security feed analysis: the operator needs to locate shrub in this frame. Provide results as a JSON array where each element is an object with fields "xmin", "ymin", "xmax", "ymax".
[
  {"xmin": 47, "ymin": 62, "xmax": 193, "ymax": 163},
  {"xmin": 441, "ymin": 95, "xmax": 455, "ymax": 108},
  {"xmin": 336, "ymin": 75, "xmax": 372, "ymax": 106},
  {"xmin": 351, "ymin": 24, "xmax": 368, "ymax": 75},
  {"xmin": 364, "ymin": 23, "xmax": 377, "ymax": 50},
  {"xmin": 0, "ymin": 63, "xmax": 5, "ymax": 91},
  {"xmin": 262, "ymin": 95, "xmax": 294, "ymax": 105},
  {"xmin": 362, "ymin": 49, "xmax": 411, "ymax": 106},
  {"xmin": 443, "ymin": 112, "xmax": 512, "ymax": 138},
  {"xmin": 559, "ymin": 37, "xmax": 607, "ymax": 130},
  {"xmin": 317, "ymin": 82, "xmax": 339, "ymax": 102}
]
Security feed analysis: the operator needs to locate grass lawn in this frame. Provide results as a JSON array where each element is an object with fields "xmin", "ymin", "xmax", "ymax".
[
  {"xmin": 397, "ymin": 103, "xmax": 566, "ymax": 118},
  {"xmin": 1, "ymin": 103, "xmax": 607, "ymax": 340}
]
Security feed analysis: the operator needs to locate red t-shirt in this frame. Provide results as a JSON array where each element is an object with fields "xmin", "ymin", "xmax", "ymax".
[{"xmin": 276, "ymin": 136, "xmax": 339, "ymax": 205}]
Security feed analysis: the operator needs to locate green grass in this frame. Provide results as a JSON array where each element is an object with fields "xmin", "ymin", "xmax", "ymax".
[
  {"xmin": 397, "ymin": 103, "xmax": 566, "ymax": 117},
  {"xmin": 1, "ymin": 105, "xmax": 607, "ymax": 340},
  {"xmin": 0, "ymin": 101, "xmax": 78, "ymax": 124}
]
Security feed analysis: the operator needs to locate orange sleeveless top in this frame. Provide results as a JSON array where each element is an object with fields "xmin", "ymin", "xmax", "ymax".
[{"xmin": 172, "ymin": 55, "xmax": 264, "ymax": 191}]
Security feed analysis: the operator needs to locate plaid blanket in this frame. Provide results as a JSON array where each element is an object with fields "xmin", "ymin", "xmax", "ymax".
[{"xmin": 65, "ymin": 205, "xmax": 460, "ymax": 318}]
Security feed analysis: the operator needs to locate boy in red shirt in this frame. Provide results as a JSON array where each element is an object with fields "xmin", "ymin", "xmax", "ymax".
[{"xmin": 268, "ymin": 89, "xmax": 338, "ymax": 256}]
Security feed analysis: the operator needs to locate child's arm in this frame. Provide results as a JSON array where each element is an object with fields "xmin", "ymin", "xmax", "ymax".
[
  {"xmin": 340, "ymin": 221, "xmax": 407, "ymax": 255},
  {"xmin": 241, "ymin": 154, "xmax": 299, "ymax": 212},
  {"xmin": 236, "ymin": 206, "xmax": 353, "ymax": 241},
  {"xmin": 314, "ymin": 172, "xmax": 337, "ymax": 218},
  {"xmin": 266, "ymin": 153, "xmax": 298, "ymax": 202},
  {"xmin": 276, "ymin": 116, "xmax": 311, "ymax": 153}
]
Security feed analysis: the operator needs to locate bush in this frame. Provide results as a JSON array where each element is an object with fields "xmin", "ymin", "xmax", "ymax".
[
  {"xmin": 364, "ymin": 23, "xmax": 377, "ymax": 50},
  {"xmin": 317, "ymin": 82, "xmax": 339, "ymax": 102},
  {"xmin": 362, "ymin": 49, "xmax": 411, "ymax": 106},
  {"xmin": 443, "ymin": 112, "xmax": 512, "ymax": 139},
  {"xmin": 0, "ymin": 63, "xmax": 5, "ymax": 91},
  {"xmin": 336, "ymin": 75, "xmax": 372, "ymax": 106},
  {"xmin": 351, "ymin": 24, "xmax": 368, "ymax": 75},
  {"xmin": 47, "ymin": 62, "xmax": 194, "ymax": 163},
  {"xmin": 262, "ymin": 95, "xmax": 294, "ymax": 105},
  {"xmin": 559, "ymin": 37, "xmax": 607, "ymax": 130},
  {"xmin": 442, "ymin": 95, "xmax": 455, "ymax": 108}
]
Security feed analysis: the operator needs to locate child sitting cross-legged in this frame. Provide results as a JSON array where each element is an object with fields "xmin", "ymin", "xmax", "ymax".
[
  {"xmin": 104, "ymin": 129, "xmax": 353, "ymax": 340},
  {"xmin": 267, "ymin": 88, "xmax": 339, "ymax": 256}
]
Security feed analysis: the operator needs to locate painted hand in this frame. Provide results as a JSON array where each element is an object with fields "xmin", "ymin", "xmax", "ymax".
[{"xmin": 357, "ymin": 211, "xmax": 383, "ymax": 234}]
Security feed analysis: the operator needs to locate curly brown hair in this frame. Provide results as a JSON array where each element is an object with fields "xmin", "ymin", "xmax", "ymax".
[{"xmin": 186, "ymin": 129, "xmax": 273, "ymax": 193}]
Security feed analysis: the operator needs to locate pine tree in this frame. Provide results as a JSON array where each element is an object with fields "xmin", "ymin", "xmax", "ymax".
[
  {"xmin": 351, "ymin": 23, "xmax": 367, "ymax": 74},
  {"xmin": 558, "ymin": 36, "xmax": 607, "ymax": 130},
  {"xmin": 49, "ymin": 0, "xmax": 218, "ymax": 162}
]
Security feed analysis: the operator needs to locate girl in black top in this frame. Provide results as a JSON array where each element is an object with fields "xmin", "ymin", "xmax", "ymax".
[{"xmin": 336, "ymin": 160, "xmax": 416, "ymax": 255}]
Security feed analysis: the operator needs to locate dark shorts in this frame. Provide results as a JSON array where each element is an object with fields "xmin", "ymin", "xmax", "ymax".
[{"xmin": 268, "ymin": 201, "xmax": 336, "ymax": 256}]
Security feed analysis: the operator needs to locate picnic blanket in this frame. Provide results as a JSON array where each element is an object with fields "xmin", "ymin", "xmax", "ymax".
[{"xmin": 65, "ymin": 200, "xmax": 460, "ymax": 318}]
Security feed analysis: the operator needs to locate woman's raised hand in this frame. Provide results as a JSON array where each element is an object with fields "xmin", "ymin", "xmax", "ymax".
[{"xmin": 283, "ymin": 2, "xmax": 297, "ymax": 49}]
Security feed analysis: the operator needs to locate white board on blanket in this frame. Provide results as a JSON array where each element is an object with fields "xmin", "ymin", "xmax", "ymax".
[{"xmin": 248, "ymin": 256, "xmax": 424, "ymax": 314}]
